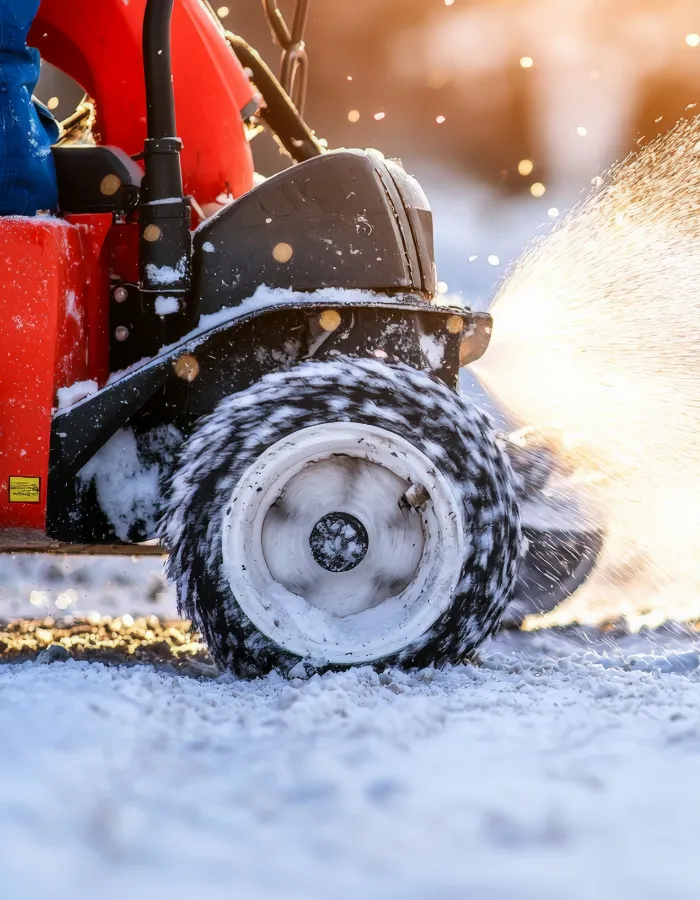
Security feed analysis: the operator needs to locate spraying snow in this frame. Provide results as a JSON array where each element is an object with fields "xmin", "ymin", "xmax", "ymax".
[{"xmin": 477, "ymin": 116, "xmax": 700, "ymax": 625}]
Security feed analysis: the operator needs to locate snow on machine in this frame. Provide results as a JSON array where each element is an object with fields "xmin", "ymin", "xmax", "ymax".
[{"xmin": 0, "ymin": 0, "xmax": 596, "ymax": 675}]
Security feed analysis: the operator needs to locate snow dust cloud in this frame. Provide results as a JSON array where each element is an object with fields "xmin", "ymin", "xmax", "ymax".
[{"xmin": 477, "ymin": 117, "xmax": 700, "ymax": 627}]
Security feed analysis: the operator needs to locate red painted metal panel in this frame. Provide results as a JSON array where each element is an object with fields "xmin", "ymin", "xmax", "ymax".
[
  {"xmin": 0, "ymin": 216, "xmax": 107, "ymax": 530},
  {"xmin": 33, "ymin": 0, "xmax": 256, "ymax": 205}
]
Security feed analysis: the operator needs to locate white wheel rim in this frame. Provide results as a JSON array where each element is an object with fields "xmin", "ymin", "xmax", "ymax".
[{"xmin": 222, "ymin": 423, "xmax": 465, "ymax": 664}]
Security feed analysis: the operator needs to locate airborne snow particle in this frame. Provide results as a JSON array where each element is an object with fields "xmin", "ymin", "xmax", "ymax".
[
  {"xmin": 29, "ymin": 591, "xmax": 51, "ymax": 609},
  {"xmin": 487, "ymin": 255, "xmax": 500, "ymax": 266},
  {"xmin": 348, "ymin": 110, "xmax": 360, "ymax": 123},
  {"xmin": 273, "ymin": 243, "xmax": 294, "ymax": 263},
  {"xmin": 686, "ymin": 33, "xmax": 700, "ymax": 47},
  {"xmin": 56, "ymin": 590, "xmax": 78, "ymax": 611},
  {"xmin": 520, "ymin": 56, "xmax": 534, "ymax": 68},
  {"xmin": 374, "ymin": 112, "xmax": 385, "ymax": 121},
  {"xmin": 518, "ymin": 159, "xmax": 534, "ymax": 176},
  {"xmin": 530, "ymin": 182, "xmax": 546, "ymax": 198},
  {"xmin": 481, "ymin": 115, "xmax": 700, "ymax": 615},
  {"xmin": 577, "ymin": 126, "xmax": 588, "ymax": 137}
]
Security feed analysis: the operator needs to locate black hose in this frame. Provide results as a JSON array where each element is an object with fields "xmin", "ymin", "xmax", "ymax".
[
  {"xmin": 138, "ymin": 0, "xmax": 192, "ymax": 349},
  {"xmin": 143, "ymin": 0, "xmax": 177, "ymax": 140}
]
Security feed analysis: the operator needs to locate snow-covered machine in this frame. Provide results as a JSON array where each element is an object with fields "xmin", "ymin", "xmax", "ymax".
[{"xmin": 0, "ymin": 0, "xmax": 597, "ymax": 675}]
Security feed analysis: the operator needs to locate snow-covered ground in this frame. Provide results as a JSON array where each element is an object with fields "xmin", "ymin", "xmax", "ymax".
[
  {"xmin": 4, "ymin": 624, "xmax": 700, "ymax": 900},
  {"xmin": 3, "ymin": 553, "xmax": 700, "ymax": 900},
  {"xmin": 0, "ymin": 553, "xmax": 172, "ymax": 620}
]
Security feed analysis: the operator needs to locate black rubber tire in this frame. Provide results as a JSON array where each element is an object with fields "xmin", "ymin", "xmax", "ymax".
[{"xmin": 160, "ymin": 357, "xmax": 522, "ymax": 677}]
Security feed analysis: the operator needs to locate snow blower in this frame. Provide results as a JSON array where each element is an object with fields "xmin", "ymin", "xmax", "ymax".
[{"xmin": 0, "ymin": 0, "xmax": 595, "ymax": 675}]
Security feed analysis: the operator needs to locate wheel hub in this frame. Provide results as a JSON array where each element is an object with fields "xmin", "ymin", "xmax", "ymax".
[
  {"xmin": 223, "ymin": 422, "xmax": 465, "ymax": 663},
  {"xmin": 309, "ymin": 511, "xmax": 369, "ymax": 573}
]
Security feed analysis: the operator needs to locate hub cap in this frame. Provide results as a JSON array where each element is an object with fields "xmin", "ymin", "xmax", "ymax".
[
  {"xmin": 309, "ymin": 512, "xmax": 369, "ymax": 573},
  {"xmin": 222, "ymin": 423, "xmax": 465, "ymax": 664}
]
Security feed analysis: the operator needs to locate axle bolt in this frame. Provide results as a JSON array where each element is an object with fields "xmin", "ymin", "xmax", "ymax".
[
  {"xmin": 114, "ymin": 326, "xmax": 129, "ymax": 342},
  {"xmin": 404, "ymin": 483, "xmax": 430, "ymax": 508},
  {"xmin": 113, "ymin": 286, "xmax": 128, "ymax": 304}
]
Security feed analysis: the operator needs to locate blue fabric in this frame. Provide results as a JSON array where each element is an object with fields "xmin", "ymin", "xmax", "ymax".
[{"xmin": 0, "ymin": 0, "xmax": 59, "ymax": 215}]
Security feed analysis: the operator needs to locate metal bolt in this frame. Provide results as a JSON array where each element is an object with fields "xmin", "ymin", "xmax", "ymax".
[
  {"xmin": 113, "ymin": 286, "xmax": 128, "ymax": 304},
  {"xmin": 114, "ymin": 326, "xmax": 129, "ymax": 342},
  {"xmin": 404, "ymin": 483, "xmax": 430, "ymax": 509}
]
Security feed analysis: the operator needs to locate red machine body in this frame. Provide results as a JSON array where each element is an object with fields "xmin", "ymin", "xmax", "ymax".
[
  {"xmin": 0, "ymin": 216, "xmax": 109, "ymax": 530},
  {"xmin": 31, "ymin": 0, "xmax": 256, "ymax": 207},
  {"xmin": 1, "ymin": 0, "xmax": 257, "ymax": 536}
]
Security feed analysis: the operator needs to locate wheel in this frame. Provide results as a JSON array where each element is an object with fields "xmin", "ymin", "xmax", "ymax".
[{"xmin": 161, "ymin": 357, "xmax": 522, "ymax": 677}]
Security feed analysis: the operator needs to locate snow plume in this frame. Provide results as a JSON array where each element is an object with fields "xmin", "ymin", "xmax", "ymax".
[{"xmin": 477, "ymin": 116, "xmax": 700, "ymax": 627}]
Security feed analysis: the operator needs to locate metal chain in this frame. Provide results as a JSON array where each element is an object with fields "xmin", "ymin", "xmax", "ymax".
[{"xmin": 262, "ymin": 0, "xmax": 310, "ymax": 115}]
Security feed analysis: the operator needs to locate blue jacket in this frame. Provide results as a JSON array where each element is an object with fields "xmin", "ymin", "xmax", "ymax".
[{"xmin": 0, "ymin": 0, "xmax": 59, "ymax": 215}]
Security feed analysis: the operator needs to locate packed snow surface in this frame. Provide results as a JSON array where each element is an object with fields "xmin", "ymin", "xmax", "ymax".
[
  {"xmin": 2, "ymin": 553, "xmax": 700, "ymax": 899},
  {"xmin": 4, "ymin": 627, "xmax": 700, "ymax": 900}
]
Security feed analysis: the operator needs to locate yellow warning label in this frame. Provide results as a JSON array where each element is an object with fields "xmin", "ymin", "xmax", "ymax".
[{"xmin": 9, "ymin": 477, "xmax": 41, "ymax": 504}]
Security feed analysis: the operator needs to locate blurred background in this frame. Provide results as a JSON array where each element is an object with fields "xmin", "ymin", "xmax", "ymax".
[{"xmin": 37, "ymin": 0, "xmax": 700, "ymax": 307}]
